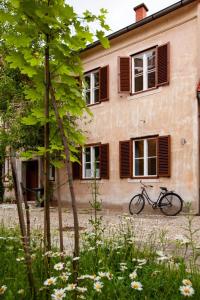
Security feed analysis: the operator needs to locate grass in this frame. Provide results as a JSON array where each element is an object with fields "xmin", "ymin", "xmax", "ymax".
[{"xmin": 0, "ymin": 213, "xmax": 200, "ymax": 299}]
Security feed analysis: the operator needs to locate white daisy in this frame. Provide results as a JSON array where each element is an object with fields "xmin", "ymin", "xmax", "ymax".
[
  {"xmin": 94, "ymin": 281, "xmax": 103, "ymax": 292},
  {"xmin": 54, "ymin": 262, "xmax": 64, "ymax": 271},
  {"xmin": 179, "ymin": 285, "xmax": 195, "ymax": 297},
  {"xmin": 76, "ymin": 287, "xmax": 87, "ymax": 293},
  {"xmin": 65, "ymin": 283, "xmax": 76, "ymax": 291},
  {"xmin": 51, "ymin": 288, "xmax": 66, "ymax": 300},
  {"xmin": 0, "ymin": 285, "xmax": 7, "ymax": 295},
  {"xmin": 44, "ymin": 277, "xmax": 57, "ymax": 286},
  {"xmin": 131, "ymin": 281, "xmax": 143, "ymax": 291},
  {"xmin": 182, "ymin": 279, "xmax": 192, "ymax": 286},
  {"xmin": 129, "ymin": 271, "xmax": 137, "ymax": 280}
]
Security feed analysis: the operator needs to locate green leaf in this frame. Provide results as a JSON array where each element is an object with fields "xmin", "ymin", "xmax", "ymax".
[{"xmin": 96, "ymin": 30, "xmax": 110, "ymax": 49}]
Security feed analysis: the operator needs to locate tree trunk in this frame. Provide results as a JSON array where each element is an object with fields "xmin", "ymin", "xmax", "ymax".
[
  {"xmin": 57, "ymin": 171, "xmax": 64, "ymax": 253},
  {"xmin": 49, "ymin": 84, "xmax": 79, "ymax": 284},
  {"xmin": 20, "ymin": 182, "xmax": 31, "ymax": 246},
  {"xmin": 10, "ymin": 157, "xmax": 36, "ymax": 299},
  {"xmin": 44, "ymin": 34, "xmax": 51, "ymax": 252}
]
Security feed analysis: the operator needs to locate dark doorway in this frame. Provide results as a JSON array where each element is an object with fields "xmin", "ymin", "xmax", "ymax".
[{"xmin": 26, "ymin": 160, "xmax": 38, "ymax": 201}]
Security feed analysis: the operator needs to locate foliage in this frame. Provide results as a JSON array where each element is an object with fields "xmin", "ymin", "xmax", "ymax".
[
  {"xmin": 1, "ymin": 215, "xmax": 200, "ymax": 300},
  {"xmin": 0, "ymin": 0, "xmax": 110, "ymax": 163}
]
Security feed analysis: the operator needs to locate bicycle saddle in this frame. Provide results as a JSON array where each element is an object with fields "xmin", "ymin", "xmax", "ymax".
[{"xmin": 160, "ymin": 187, "xmax": 167, "ymax": 191}]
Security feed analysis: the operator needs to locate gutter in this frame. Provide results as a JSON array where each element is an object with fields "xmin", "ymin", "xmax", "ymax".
[{"xmin": 83, "ymin": 0, "xmax": 197, "ymax": 52}]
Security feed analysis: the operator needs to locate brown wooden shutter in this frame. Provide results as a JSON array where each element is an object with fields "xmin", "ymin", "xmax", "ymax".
[
  {"xmin": 72, "ymin": 148, "xmax": 82, "ymax": 180},
  {"xmin": 157, "ymin": 43, "xmax": 169, "ymax": 86},
  {"xmin": 100, "ymin": 143, "xmax": 109, "ymax": 179},
  {"xmin": 99, "ymin": 66, "xmax": 109, "ymax": 102},
  {"xmin": 118, "ymin": 57, "xmax": 131, "ymax": 93},
  {"xmin": 158, "ymin": 136, "xmax": 171, "ymax": 177},
  {"xmin": 119, "ymin": 140, "xmax": 131, "ymax": 178}
]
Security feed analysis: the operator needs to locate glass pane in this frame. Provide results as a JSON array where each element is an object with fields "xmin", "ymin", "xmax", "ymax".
[
  {"xmin": 94, "ymin": 163, "xmax": 100, "ymax": 178},
  {"xmin": 86, "ymin": 91, "xmax": 91, "ymax": 105},
  {"xmin": 135, "ymin": 159, "xmax": 144, "ymax": 176},
  {"xmin": 147, "ymin": 50, "xmax": 156, "ymax": 71},
  {"xmin": 148, "ymin": 139, "xmax": 157, "ymax": 157},
  {"xmin": 94, "ymin": 72, "xmax": 99, "ymax": 87},
  {"xmin": 135, "ymin": 140, "xmax": 144, "ymax": 158},
  {"xmin": 148, "ymin": 71, "xmax": 155, "ymax": 89},
  {"xmin": 85, "ymin": 75, "xmax": 90, "ymax": 88},
  {"xmin": 85, "ymin": 163, "xmax": 91, "ymax": 178},
  {"xmin": 134, "ymin": 57, "xmax": 143, "ymax": 75},
  {"xmin": 94, "ymin": 88, "xmax": 99, "ymax": 103},
  {"xmin": 85, "ymin": 147, "xmax": 91, "ymax": 162},
  {"xmin": 148, "ymin": 157, "xmax": 157, "ymax": 175},
  {"xmin": 135, "ymin": 75, "xmax": 143, "ymax": 92},
  {"xmin": 94, "ymin": 146, "xmax": 100, "ymax": 162}
]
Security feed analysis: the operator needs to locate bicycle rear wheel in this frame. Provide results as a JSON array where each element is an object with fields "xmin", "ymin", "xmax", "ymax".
[
  {"xmin": 159, "ymin": 192, "xmax": 183, "ymax": 216},
  {"xmin": 129, "ymin": 194, "xmax": 145, "ymax": 215}
]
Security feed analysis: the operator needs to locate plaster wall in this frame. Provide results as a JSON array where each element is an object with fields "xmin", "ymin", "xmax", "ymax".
[{"xmin": 56, "ymin": 2, "xmax": 200, "ymax": 212}]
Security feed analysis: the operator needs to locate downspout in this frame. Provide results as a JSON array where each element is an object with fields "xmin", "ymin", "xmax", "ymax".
[{"xmin": 197, "ymin": 89, "xmax": 200, "ymax": 215}]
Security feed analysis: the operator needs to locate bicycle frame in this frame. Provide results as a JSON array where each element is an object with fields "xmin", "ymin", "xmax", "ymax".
[{"xmin": 141, "ymin": 187, "xmax": 166, "ymax": 207}]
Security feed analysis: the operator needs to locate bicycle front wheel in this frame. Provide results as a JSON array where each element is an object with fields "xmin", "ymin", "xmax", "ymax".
[
  {"xmin": 129, "ymin": 194, "xmax": 145, "ymax": 215},
  {"xmin": 159, "ymin": 192, "xmax": 183, "ymax": 216}
]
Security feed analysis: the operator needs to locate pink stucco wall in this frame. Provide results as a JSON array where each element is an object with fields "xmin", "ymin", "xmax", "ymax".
[{"xmin": 56, "ymin": 2, "xmax": 200, "ymax": 212}]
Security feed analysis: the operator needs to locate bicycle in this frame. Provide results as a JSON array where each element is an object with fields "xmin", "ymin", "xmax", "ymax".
[{"xmin": 129, "ymin": 181, "xmax": 183, "ymax": 216}]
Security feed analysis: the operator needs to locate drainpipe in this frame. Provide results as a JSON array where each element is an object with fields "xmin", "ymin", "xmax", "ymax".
[{"xmin": 197, "ymin": 88, "xmax": 200, "ymax": 215}]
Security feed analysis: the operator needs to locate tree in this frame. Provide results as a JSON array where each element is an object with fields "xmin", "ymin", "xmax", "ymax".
[{"xmin": 0, "ymin": 0, "xmax": 109, "ymax": 288}]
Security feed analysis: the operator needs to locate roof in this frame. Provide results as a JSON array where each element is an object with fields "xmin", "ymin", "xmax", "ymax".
[{"xmin": 83, "ymin": 0, "xmax": 196, "ymax": 52}]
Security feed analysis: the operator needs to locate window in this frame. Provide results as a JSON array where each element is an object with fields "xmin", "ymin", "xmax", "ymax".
[
  {"xmin": 84, "ymin": 70, "xmax": 100, "ymax": 105},
  {"xmin": 82, "ymin": 146, "xmax": 100, "ymax": 179},
  {"xmin": 132, "ymin": 49, "xmax": 156, "ymax": 93},
  {"xmin": 120, "ymin": 136, "xmax": 170, "ymax": 178},
  {"xmin": 134, "ymin": 138, "xmax": 157, "ymax": 177},
  {"xmin": 3, "ymin": 157, "xmax": 11, "ymax": 182},
  {"xmin": 49, "ymin": 165, "xmax": 55, "ymax": 181}
]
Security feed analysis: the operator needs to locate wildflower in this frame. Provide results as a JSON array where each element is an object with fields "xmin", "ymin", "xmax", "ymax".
[
  {"xmin": 131, "ymin": 281, "xmax": 143, "ymax": 291},
  {"xmin": 51, "ymin": 288, "xmax": 66, "ymax": 300},
  {"xmin": 44, "ymin": 277, "xmax": 57, "ymax": 286},
  {"xmin": 179, "ymin": 285, "xmax": 195, "ymax": 297},
  {"xmin": 175, "ymin": 235, "xmax": 190, "ymax": 245},
  {"xmin": 120, "ymin": 262, "xmax": 128, "ymax": 272},
  {"xmin": 182, "ymin": 279, "xmax": 192, "ymax": 286},
  {"xmin": 16, "ymin": 257, "xmax": 25, "ymax": 262},
  {"xmin": 76, "ymin": 287, "xmax": 87, "ymax": 293},
  {"xmin": 129, "ymin": 271, "xmax": 137, "ymax": 280},
  {"xmin": 0, "ymin": 285, "xmax": 7, "ymax": 295},
  {"xmin": 105, "ymin": 272, "xmax": 113, "ymax": 280},
  {"xmin": 59, "ymin": 273, "xmax": 69, "ymax": 282},
  {"xmin": 94, "ymin": 281, "xmax": 103, "ymax": 292},
  {"xmin": 73, "ymin": 257, "xmax": 80, "ymax": 261},
  {"xmin": 137, "ymin": 259, "xmax": 147, "ymax": 266},
  {"xmin": 54, "ymin": 262, "xmax": 64, "ymax": 271},
  {"xmin": 88, "ymin": 247, "xmax": 95, "ymax": 251},
  {"xmin": 78, "ymin": 275, "xmax": 95, "ymax": 280},
  {"xmin": 65, "ymin": 283, "xmax": 76, "ymax": 291},
  {"xmin": 17, "ymin": 289, "xmax": 24, "ymax": 295}
]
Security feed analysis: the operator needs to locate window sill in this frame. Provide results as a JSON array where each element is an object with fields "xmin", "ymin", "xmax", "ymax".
[
  {"xmin": 80, "ymin": 179, "xmax": 105, "ymax": 184},
  {"xmin": 128, "ymin": 87, "xmax": 162, "ymax": 101},
  {"xmin": 128, "ymin": 178, "xmax": 161, "ymax": 183}
]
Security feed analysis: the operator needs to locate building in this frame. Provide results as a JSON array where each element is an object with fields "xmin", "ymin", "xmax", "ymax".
[{"xmin": 4, "ymin": 0, "xmax": 200, "ymax": 213}]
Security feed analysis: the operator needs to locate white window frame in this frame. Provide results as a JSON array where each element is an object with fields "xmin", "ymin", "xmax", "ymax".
[
  {"xmin": 84, "ymin": 70, "xmax": 99, "ymax": 105},
  {"xmin": 49, "ymin": 165, "xmax": 55, "ymax": 181},
  {"xmin": 82, "ymin": 146, "xmax": 100, "ymax": 179},
  {"xmin": 133, "ymin": 138, "xmax": 157, "ymax": 177},
  {"xmin": 132, "ymin": 48, "xmax": 156, "ymax": 93}
]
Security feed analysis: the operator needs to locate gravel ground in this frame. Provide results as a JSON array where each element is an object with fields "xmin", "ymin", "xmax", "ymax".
[{"xmin": 1, "ymin": 203, "xmax": 200, "ymax": 251}]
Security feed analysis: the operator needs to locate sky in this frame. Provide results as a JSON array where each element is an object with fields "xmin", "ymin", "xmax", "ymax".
[{"xmin": 67, "ymin": 0, "xmax": 179, "ymax": 33}]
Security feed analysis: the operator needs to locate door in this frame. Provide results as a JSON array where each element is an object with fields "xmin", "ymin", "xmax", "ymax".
[{"xmin": 26, "ymin": 160, "xmax": 38, "ymax": 201}]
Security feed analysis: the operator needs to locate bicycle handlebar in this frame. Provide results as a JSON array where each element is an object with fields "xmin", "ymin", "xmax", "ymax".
[{"xmin": 140, "ymin": 180, "xmax": 153, "ymax": 189}]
